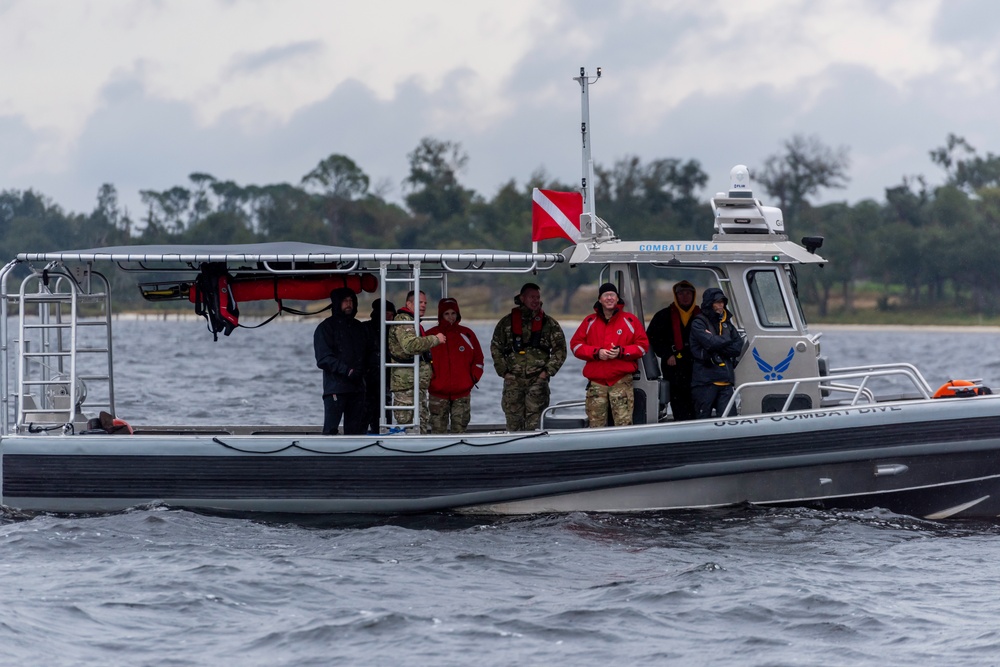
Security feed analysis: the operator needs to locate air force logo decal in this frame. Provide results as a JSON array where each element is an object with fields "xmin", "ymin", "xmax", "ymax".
[{"xmin": 753, "ymin": 347, "xmax": 795, "ymax": 381}]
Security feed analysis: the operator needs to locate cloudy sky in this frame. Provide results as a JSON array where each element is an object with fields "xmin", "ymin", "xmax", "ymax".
[{"xmin": 2, "ymin": 0, "xmax": 998, "ymax": 219}]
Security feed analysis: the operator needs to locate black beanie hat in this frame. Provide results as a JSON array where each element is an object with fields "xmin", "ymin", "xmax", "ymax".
[{"xmin": 598, "ymin": 282, "xmax": 619, "ymax": 298}]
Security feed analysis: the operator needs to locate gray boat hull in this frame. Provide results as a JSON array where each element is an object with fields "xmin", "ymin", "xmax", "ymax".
[{"xmin": 4, "ymin": 398, "xmax": 1000, "ymax": 520}]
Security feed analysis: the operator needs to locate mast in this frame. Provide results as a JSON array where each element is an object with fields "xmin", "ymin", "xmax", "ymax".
[{"xmin": 574, "ymin": 67, "xmax": 601, "ymax": 237}]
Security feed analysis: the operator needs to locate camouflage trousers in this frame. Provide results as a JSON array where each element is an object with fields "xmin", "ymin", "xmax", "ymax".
[
  {"xmin": 429, "ymin": 395, "xmax": 471, "ymax": 433},
  {"xmin": 586, "ymin": 375, "xmax": 634, "ymax": 427},
  {"xmin": 392, "ymin": 388, "xmax": 430, "ymax": 434},
  {"xmin": 501, "ymin": 375, "xmax": 550, "ymax": 431}
]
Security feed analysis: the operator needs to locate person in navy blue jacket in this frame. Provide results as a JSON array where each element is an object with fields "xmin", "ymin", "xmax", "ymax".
[{"xmin": 689, "ymin": 287, "xmax": 745, "ymax": 420}]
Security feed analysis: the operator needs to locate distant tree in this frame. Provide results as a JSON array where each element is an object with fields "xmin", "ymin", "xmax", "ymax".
[
  {"xmin": 595, "ymin": 156, "xmax": 708, "ymax": 238},
  {"xmin": 805, "ymin": 200, "xmax": 878, "ymax": 316},
  {"xmin": 302, "ymin": 155, "xmax": 381, "ymax": 246},
  {"xmin": 0, "ymin": 190, "xmax": 74, "ymax": 258},
  {"xmin": 184, "ymin": 210, "xmax": 257, "ymax": 245},
  {"xmin": 757, "ymin": 135, "xmax": 850, "ymax": 231},
  {"xmin": 301, "ymin": 154, "xmax": 370, "ymax": 200},
  {"xmin": 403, "ymin": 137, "xmax": 474, "ymax": 227},
  {"xmin": 252, "ymin": 183, "xmax": 325, "ymax": 241},
  {"xmin": 188, "ymin": 173, "xmax": 217, "ymax": 228},
  {"xmin": 139, "ymin": 186, "xmax": 192, "ymax": 235},
  {"xmin": 94, "ymin": 183, "xmax": 121, "ymax": 229},
  {"xmin": 930, "ymin": 134, "xmax": 1000, "ymax": 192}
]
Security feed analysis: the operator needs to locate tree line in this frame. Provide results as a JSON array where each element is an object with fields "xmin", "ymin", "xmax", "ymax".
[{"xmin": 2, "ymin": 133, "xmax": 1000, "ymax": 315}]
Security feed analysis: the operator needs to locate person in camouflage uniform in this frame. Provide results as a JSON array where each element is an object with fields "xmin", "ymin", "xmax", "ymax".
[
  {"xmin": 490, "ymin": 282, "xmax": 567, "ymax": 431},
  {"xmin": 388, "ymin": 291, "xmax": 445, "ymax": 433}
]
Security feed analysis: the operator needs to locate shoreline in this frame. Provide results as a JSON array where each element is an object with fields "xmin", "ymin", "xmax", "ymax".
[{"xmin": 108, "ymin": 312, "xmax": 1000, "ymax": 333}]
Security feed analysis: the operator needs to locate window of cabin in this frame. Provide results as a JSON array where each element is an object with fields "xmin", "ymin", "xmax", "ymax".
[{"xmin": 747, "ymin": 269, "xmax": 792, "ymax": 328}]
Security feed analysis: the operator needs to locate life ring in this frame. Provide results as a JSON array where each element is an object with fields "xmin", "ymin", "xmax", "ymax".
[{"xmin": 933, "ymin": 379, "xmax": 992, "ymax": 398}]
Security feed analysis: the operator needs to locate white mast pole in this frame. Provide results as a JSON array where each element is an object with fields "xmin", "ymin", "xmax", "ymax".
[{"xmin": 574, "ymin": 67, "xmax": 601, "ymax": 237}]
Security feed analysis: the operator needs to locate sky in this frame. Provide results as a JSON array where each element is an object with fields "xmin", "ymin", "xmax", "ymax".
[{"xmin": 2, "ymin": 0, "xmax": 999, "ymax": 220}]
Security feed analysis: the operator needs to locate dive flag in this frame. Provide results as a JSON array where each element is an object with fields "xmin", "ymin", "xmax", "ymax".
[{"xmin": 532, "ymin": 189, "xmax": 582, "ymax": 243}]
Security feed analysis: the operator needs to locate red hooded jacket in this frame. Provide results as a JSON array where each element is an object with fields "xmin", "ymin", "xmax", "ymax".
[
  {"xmin": 570, "ymin": 303, "xmax": 649, "ymax": 386},
  {"xmin": 426, "ymin": 298, "xmax": 485, "ymax": 399}
]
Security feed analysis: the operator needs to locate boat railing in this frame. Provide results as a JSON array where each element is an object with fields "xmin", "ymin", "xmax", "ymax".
[{"xmin": 724, "ymin": 362, "xmax": 936, "ymax": 417}]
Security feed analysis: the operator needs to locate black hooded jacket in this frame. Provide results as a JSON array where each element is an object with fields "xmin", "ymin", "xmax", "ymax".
[
  {"xmin": 313, "ymin": 287, "xmax": 370, "ymax": 395},
  {"xmin": 689, "ymin": 287, "xmax": 745, "ymax": 386}
]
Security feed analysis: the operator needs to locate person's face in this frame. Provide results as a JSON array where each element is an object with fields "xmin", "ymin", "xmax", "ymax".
[
  {"xmin": 340, "ymin": 296, "xmax": 354, "ymax": 315},
  {"xmin": 418, "ymin": 294, "xmax": 428, "ymax": 316},
  {"xmin": 599, "ymin": 291, "xmax": 619, "ymax": 311},
  {"xmin": 520, "ymin": 288, "xmax": 542, "ymax": 312},
  {"xmin": 676, "ymin": 288, "xmax": 694, "ymax": 308},
  {"xmin": 712, "ymin": 299, "xmax": 726, "ymax": 314},
  {"xmin": 443, "ymin": 309, "xmax": 458, "ymax": 325},
  {"xmin": 384, "ymin": 308, "xmax": 396, "ymax": 321}
]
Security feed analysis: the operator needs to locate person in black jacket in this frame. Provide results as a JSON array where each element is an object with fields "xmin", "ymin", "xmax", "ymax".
[
  {"xmin": 314, "ymin": 287, "xmax": 370, "ymax": 435},
  {"xmin": 647, "ymin": 280, "xmax": 700, "ymax": 421},
  {"xmin": 689, "ymin": 287, "xmax": 745, "ymax": 419},
  {"xmin": 361, "ymin": 298, "xmax": 396, "ymax": 434}
]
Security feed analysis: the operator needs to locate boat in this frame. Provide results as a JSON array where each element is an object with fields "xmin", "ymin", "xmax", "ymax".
[{"xmin": 3, "ymin": 69, "xmax": 999, "ymax": 521}]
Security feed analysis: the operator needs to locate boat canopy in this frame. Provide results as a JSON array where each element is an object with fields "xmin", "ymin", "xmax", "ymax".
[{"xmin": 16, "ymin": 241, "xmax": 567, "ymax": 270}]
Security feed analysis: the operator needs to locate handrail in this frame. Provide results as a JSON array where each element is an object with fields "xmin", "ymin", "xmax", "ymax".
[
  {"xmin": 723, "ymin": 364, "xmax": 936, "ymax": 418},
  {"xmin": 540, "ymin": 400, "xmax": 587, "ymax": 429},
  {"xmin": 828, "ymin": 362, "xmax": 934, "ymax": 393}
]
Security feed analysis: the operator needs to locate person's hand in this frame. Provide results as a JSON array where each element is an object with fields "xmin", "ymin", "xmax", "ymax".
[
  {"xmin": 434, "ymin": 333, "xmax": 446, "ymax": 344},
  {"xmin": 539, "ymin": 371, "xmax": 548, "ymax": 380},
  {"xmin": 666, "ymin": 356, "xmax": 677, "ymax": 367},
  {"xmin": 504, "ymin": 373, "xmax": 515, "ymax": 381}
]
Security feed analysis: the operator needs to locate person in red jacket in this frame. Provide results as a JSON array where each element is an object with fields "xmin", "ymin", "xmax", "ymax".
[
  {"xmin": 426, "ymin": 298, "xmax": 485, "ymax": 433},
  {"xmin": 570, "ymin": 282, "xmax": 650, "ymax": 427}
]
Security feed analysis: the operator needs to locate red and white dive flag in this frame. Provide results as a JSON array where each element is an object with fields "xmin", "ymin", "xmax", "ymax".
[{"xmin": 532, "ymin": 189, "xmax": 582, "ymax": 243}]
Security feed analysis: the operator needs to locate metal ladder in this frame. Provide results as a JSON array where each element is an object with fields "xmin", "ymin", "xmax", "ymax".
[
  {"xmin": 14, "ymin": 265, "xmax": 115, "ymax": 433},
  {"xmin": 378, "ymin": 262, "xmax": 447, "ymax": 434}
]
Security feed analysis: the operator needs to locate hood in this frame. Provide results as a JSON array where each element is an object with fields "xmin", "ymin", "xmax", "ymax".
[
  {"xmin": 437, "ymin": 297, "xmax": 461, "ymax": 324},
  {"xmin": 371, "ymin": 298, "xmax": 396, "ymax": 320},
  {"xmin": 700, "ymin": 287, "xmax": 728, "ymax": 311},
  {"xmin": 330, "ymin": 287, "xmax": 358, "ymax": 318},
  {"xmin": 673, "ymin": 280, "xmax": 697, "ymax": 301}
]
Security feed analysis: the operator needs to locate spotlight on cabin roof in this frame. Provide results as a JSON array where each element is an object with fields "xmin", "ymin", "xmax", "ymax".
[{"xmin": 711, "ymin": 165, "xmax": 784, "ymax": 236}]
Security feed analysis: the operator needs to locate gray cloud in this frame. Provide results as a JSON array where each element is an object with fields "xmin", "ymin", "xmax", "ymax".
[
  {"xmin": 932, "ymin": 0, "xmax": 1000, "ymax": 46},
  {"xmin": 224, "ymin": 40, "xmax": 325, "ymax": 76},
  {"xmin": 0, "ymin": 114, "xmax": 43, "ymax": 176},
  {"xmin": 10, "ymin": 2, "xmax": 1000, "ymax": 226}
]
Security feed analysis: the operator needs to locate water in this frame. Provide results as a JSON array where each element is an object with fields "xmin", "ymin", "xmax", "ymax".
[{"xmin": 4, "ymin": 321, "xmax": 1000, "ymax": 665}]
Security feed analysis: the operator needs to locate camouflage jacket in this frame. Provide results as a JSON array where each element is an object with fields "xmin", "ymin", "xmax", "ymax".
[
  {"xmin": 490, "ymin": 306, "xmax": 567, "ymax": 379},
  {"xmin": 388, "ymin": 309, "xmax": 439, "ymax": 391}
]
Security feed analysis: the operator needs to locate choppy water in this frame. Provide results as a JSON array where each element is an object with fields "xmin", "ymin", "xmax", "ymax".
[{"xmin": 5, "ymin": 321, "xmax": 1000, "ymax": 666}]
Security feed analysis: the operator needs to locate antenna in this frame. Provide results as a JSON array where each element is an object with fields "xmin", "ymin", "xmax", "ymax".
[{"xmin": 574, "ymin": 67, "xmax": 601, "ymax": 237}]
